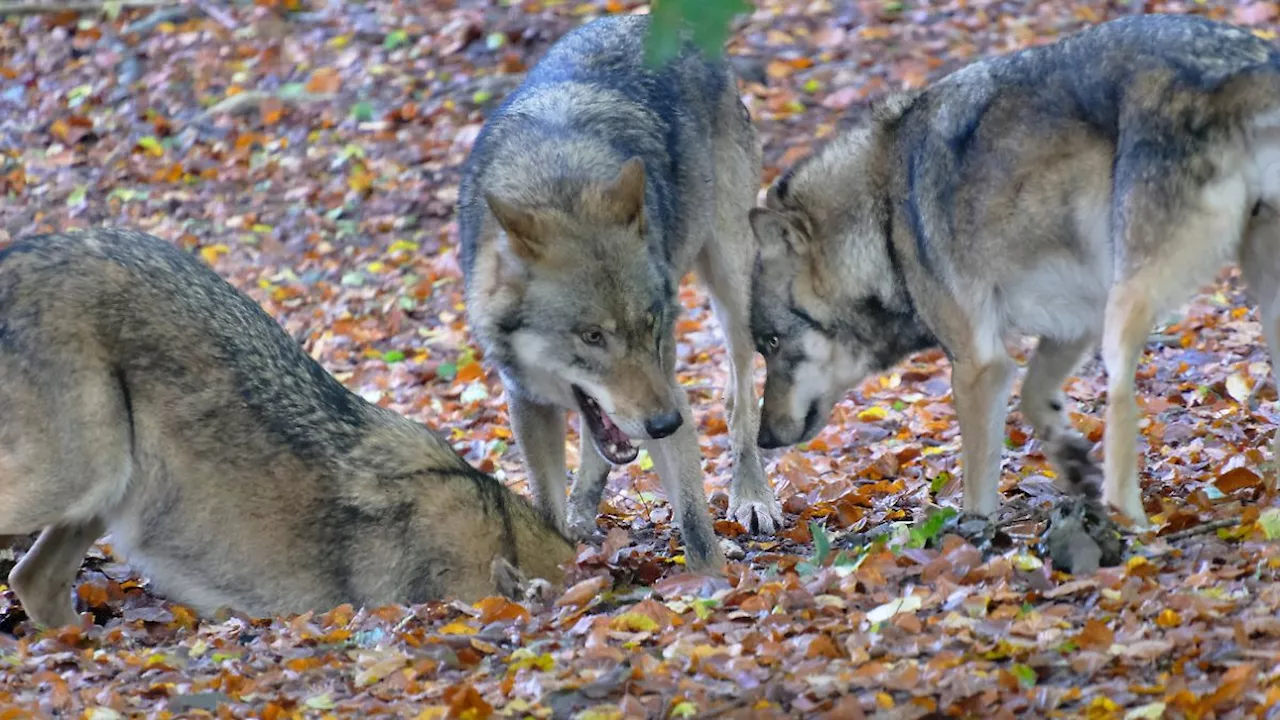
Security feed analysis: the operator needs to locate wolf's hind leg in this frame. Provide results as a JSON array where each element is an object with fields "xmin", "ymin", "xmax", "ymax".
[
  {"xmin": 1102, "ymin": 153, "xmax": 1248, "ymax": 525},
  {"xmin": 0, "ymin": 360, "xmax": 129, "ymax": 626},
  {"xmin": 1239, "ymin": 201, "xmax": 1280, "ymax": 458},
  {"xmin": 1020, "ymin": 335, "xmax": 1101, "ymax": 497},
  {"xmin": 9, "ymin": 519, "xmax": 105, "ymax": 628}
]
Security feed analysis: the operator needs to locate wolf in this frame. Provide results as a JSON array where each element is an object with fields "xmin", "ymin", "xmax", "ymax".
[
  {"xmin": 747, "ymin": 13, "xmax": 1280, "ymax": 527},
  {"xmin": 0, "ymin": 228, "xmax": 574, "ymax": 628},
  {"xmin": 458, "ymin": 14, "xmax": 781, "ymax": 571}
]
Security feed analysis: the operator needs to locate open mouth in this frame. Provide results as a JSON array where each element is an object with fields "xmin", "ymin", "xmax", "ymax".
[{"xmin": 572, "ymin": 386, "xmax": 639, "ymax": 465}]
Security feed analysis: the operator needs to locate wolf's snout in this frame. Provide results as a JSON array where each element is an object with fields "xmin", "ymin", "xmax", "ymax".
[{"xmin": 643, "ymin": 410, "xmax": 683, "ymax": 439}]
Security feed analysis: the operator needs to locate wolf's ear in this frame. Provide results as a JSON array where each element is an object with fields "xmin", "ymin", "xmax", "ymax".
[
  {"xmin": 599, "ymin": 157, "xmax": 646, "ymax": 227},
  {"xmin": 749, "ymin": 207, "xmax": 809, "ymax": 259},
  {"xmin": 485, "ymin": 193, "xmax": 544, "ymax": 261}
]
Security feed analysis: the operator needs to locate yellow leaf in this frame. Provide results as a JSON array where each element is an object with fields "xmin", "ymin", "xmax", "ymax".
[
  {"xmin": 857, "ymin": 406, "xmax": 887, "ymax": 421},
  {"xmin": 1156, "ymin": 609, "xmax": 1181, "ymax": 628},
  {"xmin": 612, "ymin": 612, "xmax": 659, "ymax": 633},
  {"xmin": 438, "ymin": 621, "xmax": 476, "ymax": 636},
  {"xmin": 199, "ymin": 244, "xmax": 229, "ymax": 264}
]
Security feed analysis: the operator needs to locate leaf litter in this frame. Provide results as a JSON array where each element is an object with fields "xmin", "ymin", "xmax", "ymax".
[{"xmin": 3, "ymin": 0, "xmax": 1280, "ymax": 717}]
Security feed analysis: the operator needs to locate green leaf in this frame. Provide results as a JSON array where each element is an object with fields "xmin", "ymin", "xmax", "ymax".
[
  {"xmin": 137, "ymin": 136, "xmax": 163, "ymax": 154},
  {"xmin": 472, "ymin": 89, "xmax": 493, "ymax": 104},
  {"xmin": 304, "ymin": 694, "xmax": 335, "ymax": 710},
  {"xmin": 1259, "ymin": 508, "xmax": 1280, "ymax": 540},
  {"xmin": 383, "ymin": 29, "xmax": 409, "ymax": 51},
  {"xmin": 907, "ymin": 507, "xmax": 958, "ymax": 548},
  {"xmin": 66, "ymin": 185, "xmax": 87, "ymax": 207},
  {"xmin": 929, "ymin": 471, "xmax": 951, "ymax": 495},
  {"xmin": 1010, "ymin": 663, "xmax": 1037, "ymax": 689},
  {"xmin": 278, "ymin": 82, "xmax": 307, "ymax": 99},
  {"xmin": 381, "ymin": 350, "xmax": 405, "ymax": 363},
  {"xmin": 810, "ymin": 519, "xmax": 831, "ymax": 566},
  {"xmin": 486, "ymin": 32, "xmax": 507, "ymax": 50},
  {"xmin": 671, "ymin": 701, "xmax": 698, "ymax": 718},
  {"xmin": 437, "ymin": 361, "xmax": 457, "ymax": 382},
  {"xmin": 351, "ymin": 101, "xmax": 374, "ymax": 122},
  {"xmin": 340, "ymin": 271, "xmax": 365, "ymax": 287}
]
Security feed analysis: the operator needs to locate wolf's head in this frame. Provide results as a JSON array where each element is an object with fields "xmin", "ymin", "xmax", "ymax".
[
  {"xmin": 747, "ymin": 123, "xmax": 936, "ymax": 449},
  {"xmin": 482, "ymin": 157, "xmax": 682, "ymax": 465}
]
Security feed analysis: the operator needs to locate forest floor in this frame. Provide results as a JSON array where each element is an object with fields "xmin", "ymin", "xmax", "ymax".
[{"xmin": 3, "ymin": 0, "xmax": 1280, "ymax": 717}]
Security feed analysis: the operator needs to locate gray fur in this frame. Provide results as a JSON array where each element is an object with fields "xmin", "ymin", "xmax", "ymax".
[
  {"xmin": 458, "ymin": 14, "xmax": 781, "ymax": 569},
  {"xmin": 0, "ymin": 229, "xmax": 573, "ymax": 627},
  {"xmin": 750, "ymin": 14, "xmax": 1280, "ymax": 525}
]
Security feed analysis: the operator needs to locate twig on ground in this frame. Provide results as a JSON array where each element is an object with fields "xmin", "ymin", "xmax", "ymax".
[
  {"xmin": 193, "ymin": 90, "xmax": 335, "ymax": 122},
  {"xmin": 1160, "ymin": 518, "xmax": 1238, "ymax": 542},
  {"xmin": 0, "ymin": 0, "xmax": 168, "ymax": 15}
]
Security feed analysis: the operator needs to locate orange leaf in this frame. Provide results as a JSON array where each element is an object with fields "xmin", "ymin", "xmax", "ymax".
[
  {"xmin": 473, "ymin": 596, "xmax": 530, "ymax": 624},
  {"xmin": 306, "ymin": 67, "xmax": 342, "ymax": 94},
  {"xmin": 1075, "ymin": 618, "xmax": 1113, "ymax": 651},
  {"xmin": 260, "ymin": 96, "xmax": 284, "ymax": 126},
  {"xmin": 555, "ymin": 575, "xmax": 609, "ymax": 608},
  {"xmin": 76, "ymin": 582, "xmax": 109, "ymax": 608},
  {"xmin": 803, "ymin": 634, "xmax": 842, "ymax": 659},
  {"xmin": 1201, "ymin": 663, "xmax": 1256, "ymax": 711},
  {"xmin": 1216, "ymin": 466, "xmax": 1263, "ymax": 494},
  {"xmin": 455, "ymin": 360, "xmax": 486, "ymax": 384},
  {"xmin": 444, "ymin": 683, "xmax": 492, "ymax": 720}
]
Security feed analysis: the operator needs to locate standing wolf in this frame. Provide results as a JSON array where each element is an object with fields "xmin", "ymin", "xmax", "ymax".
[
  {"xmin": 458, "ymin": 14, "xmax": 780, "ymax": 570},
  {"xmin": 748, "ymin": 14, "xmax": 1280, "ymax": 526},
  {"xmin": 0, "ymin": 229, "xmax": 574, "ymax": 628}
]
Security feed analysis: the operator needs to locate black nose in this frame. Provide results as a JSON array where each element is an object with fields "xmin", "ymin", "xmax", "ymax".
[
  {"xmin": 644, "ymin": 410, "xmax": 683, "ymax": 439},
  {"xmin": 758, "ymin": 423, "xmax": 784, "ymax": 449}
]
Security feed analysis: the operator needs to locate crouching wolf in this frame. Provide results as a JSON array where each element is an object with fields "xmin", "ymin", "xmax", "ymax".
[
  {"xmin": 0, "ymin": 229, "xmax": 574, "ymax": 628},
  {"xmin": 748, "ymin": 14, "xmax": 1280, "ymax": 526},
  {"xmin": 458, "ymin": 14, "xmax": 780, "ymax": 570}
]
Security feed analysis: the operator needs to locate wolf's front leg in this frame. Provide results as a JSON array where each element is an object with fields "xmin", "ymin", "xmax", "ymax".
[
  {"xmin": 643, "ymin": 393, "xmax": 726, "ymax": 572},
  {"xmin": 508, "ymin": 394, "xmax": 569, "ymax": 534},
  {"xmin": 565, "ymin": 431, "xmax": 610, "ymax": 540},
  {"xmin": 950, "ymin": 354, "xmax": 1016, "ymax": 516}
]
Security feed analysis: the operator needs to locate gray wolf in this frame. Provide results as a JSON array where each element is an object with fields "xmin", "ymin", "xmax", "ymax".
[
  {"xmin": 458, "ymin": 14, "xmax": 781, "ymax": 571},
  {"xmin": 747, "ymin": 14, "xmax": 1280, "ymax": 527},
  {"xmin": 0, "ymin": 228, "xmax": 574, "ymax": 628}
]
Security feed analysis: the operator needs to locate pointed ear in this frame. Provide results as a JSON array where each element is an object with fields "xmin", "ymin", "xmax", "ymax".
[
  {"xmin": 484, "ymin": 192, "xmax": 544, "ymax": 262},
  {"xmin": 599, "ymin": 157, "xmax": 646, "ymax": 227},
  {"xmin": 749, "ymin": 206, "xmax": 809, "ymax": 259}
]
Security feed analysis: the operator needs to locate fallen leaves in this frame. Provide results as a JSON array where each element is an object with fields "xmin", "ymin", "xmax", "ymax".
[{"xmin": 1, "ymin": 0, "xmax": 1279, "ymax": 717}]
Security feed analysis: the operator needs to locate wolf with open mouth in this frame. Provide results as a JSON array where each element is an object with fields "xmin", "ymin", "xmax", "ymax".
[{"xmin": 458, "ymin": 15, "xmax": 782, "ymax": 572}]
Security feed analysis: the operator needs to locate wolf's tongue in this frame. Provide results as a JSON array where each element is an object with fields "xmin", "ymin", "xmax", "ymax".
[{"xmin": 597, "ymin": 409, "xmax": 633, "ymax": 450}]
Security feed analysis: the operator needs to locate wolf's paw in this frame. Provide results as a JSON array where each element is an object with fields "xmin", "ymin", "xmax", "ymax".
[
  {"xmin": 565, "ymin": 508, "xmax": 602, "ymax": 543},
  {"xmin": 728, "ymin": 495, "xmax": 784, "ymax": 536},
  {"xmin": 1055, "ymin": 435, "xmax": 1102, "ymax": 499}
]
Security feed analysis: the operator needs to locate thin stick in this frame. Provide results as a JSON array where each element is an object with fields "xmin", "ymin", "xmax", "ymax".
[{"xmin": 1160, "ymin": 518, "xmax": 1237, "ymax": 542}]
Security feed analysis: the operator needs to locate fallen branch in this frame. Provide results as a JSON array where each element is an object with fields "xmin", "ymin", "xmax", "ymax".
[
  {"xmin": 193, "ymin": 89, "xmax": 335, "ymax": 122},
  {"xmin": 1160, "ymin": 518, "xmax": 1238, "ymax": 543},
  {"xmin": 0, "ymin": 0, "xmax": 169, "ymax": 15}
]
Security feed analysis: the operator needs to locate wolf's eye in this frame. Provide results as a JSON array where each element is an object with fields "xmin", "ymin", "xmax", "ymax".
[
  {"xmin": 765, "ymin": 335, "xmax": 780, "ymax": 352},
  {"xmin": 580, "ymin": 329, "xmax": 605, "ymax": 346}
]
